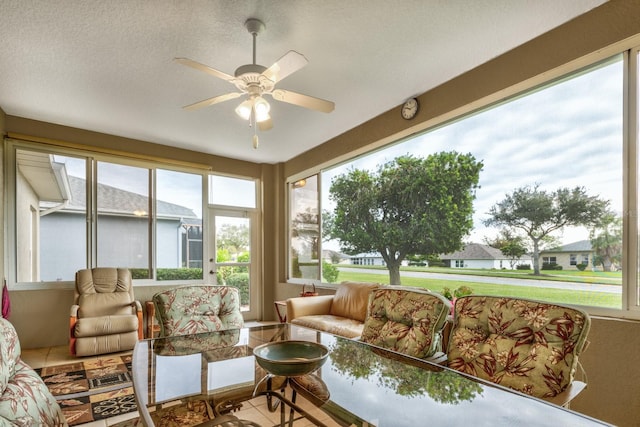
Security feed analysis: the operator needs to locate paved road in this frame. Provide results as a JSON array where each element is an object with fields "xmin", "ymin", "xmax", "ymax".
[{"xmin": 338, "ymin": 267, "xmax": 621, "ymax": 294}]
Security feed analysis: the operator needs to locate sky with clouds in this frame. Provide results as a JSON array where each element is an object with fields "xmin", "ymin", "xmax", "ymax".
[{"xmin": 322, "ymin": 56, "xmax": 624, "ymax": 250}]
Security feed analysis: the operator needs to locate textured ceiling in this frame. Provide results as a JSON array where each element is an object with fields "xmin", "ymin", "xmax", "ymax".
[{"xmin": 0, "ymin": 1, "xmax": 606, "ymax": 164}]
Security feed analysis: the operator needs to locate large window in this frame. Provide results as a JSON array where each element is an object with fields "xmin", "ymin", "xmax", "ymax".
[
  {"xmin": 289, "ymin": 175, "xmax": 320, "ymax": 281},
  {"xmin": 16, "ymin": 150, "xmax": 86, "ymax": 282},
  {"xmin": 97, "ymin": 161, "xmax": 150, "ymax": 273},
  {"xmin": 157, "ymin": 169, "xmax": 203, "ymax": 277},
  {"xmin": 289, "ymin": 50, "xmax": 637, "ymax": 316},
  {"xmin": 11, "ymin": 144, "xmax": 204, "ymax": 284}
]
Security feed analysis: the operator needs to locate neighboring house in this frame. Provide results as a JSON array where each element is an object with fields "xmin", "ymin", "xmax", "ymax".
[
  {"xmin": 441, "ymin": 243, "xmax": 532, "ymax": 270},
  {"xmin": 351, "ymin": 252, "xmax": 386, "ymax": 266},
  {"xmin": 37, "ymin": 174, "xmax": 200, "ymax": 281},
  {"xmin": 539, "ymin": 240, "xmax": 594, "ymax": 271},
  {"xmin": 350, "ymin": 252, "xmax": 409, "ymax": 267}
]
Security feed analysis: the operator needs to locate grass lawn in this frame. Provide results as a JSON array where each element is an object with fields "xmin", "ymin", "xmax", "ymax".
[{"xmin": 336, "ymin": 269, "xmax": 621, "ymax": 309}]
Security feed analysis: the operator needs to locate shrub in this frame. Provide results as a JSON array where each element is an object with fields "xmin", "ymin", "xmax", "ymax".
[
  {"xmin": 576, "ymin": 263, "xmax": 588, "ymax": 271},
  {"xmin": 291, "ymin": 257, "xmax": 302, "ymax": 278},
  {"xmin": 322, "ymin": 261, "xmax": 339, "ymax": 283},
  {"xmin": 441, "ymin": 285, "xmax": 473, "ymax": 301},
  {"xmin": 224, "ymin": 273, "xmax": 250, "ymax": 305},
  {"xmin": 157, "ymin": 268, "xmax": 203, "ymax": 280},
  {"xmin": 516, "ymin": 264, "xmax": 531, "ymax": 270},
  {"xmin": 130, "ymin": 268, "xmax": 204, "ymax": 280},
  {"xmin": 541, "ymin": 263, "xmax": 563, "ymax": 271},
  {"xmin": 426, "ymin": 255, "xmax": 445, "ymax": 267}
]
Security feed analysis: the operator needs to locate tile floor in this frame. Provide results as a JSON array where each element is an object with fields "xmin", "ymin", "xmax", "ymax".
[{"xmin": 21, "ymin": 343, "xmax": 339, "ymax": 427}]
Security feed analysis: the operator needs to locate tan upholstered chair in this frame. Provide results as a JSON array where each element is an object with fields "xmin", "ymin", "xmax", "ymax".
[
  {"xmin": 447, "ymin": 295, "xmax": 590, "ymax": 407},
  {"xmin": 360, "ymin": 287, "xmax": 451, "ymax": 362},
  {"xmin": 70, "ymin": 268, "xmax": 143, "ymax": 356}
]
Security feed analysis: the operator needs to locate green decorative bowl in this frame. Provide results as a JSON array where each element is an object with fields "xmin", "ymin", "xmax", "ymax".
[{"xmin": 253, "ymin": 340, "xmax": 329, "ymax": 376}]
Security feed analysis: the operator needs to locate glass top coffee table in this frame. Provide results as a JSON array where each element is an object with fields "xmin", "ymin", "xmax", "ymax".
[{"xmin": 132, "ymin": 323, "xmax": 611, "ymax": 427}]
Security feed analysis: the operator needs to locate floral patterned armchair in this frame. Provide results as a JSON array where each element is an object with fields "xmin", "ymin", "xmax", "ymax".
[
  {"xmin": 447, "ymin": 295, "xmax": 590, "ymax": 407},
  {"xmin": 148, "ymin": 286, "xmax": 247, "ymax": 423},
  {"xmin": 360, "ymin": 287, "xmax": 451, "ymax": 362},
  {"xmin": 0, "ymin": 318, "xmax": 67, "ymax": 426},
  {"xmin": 152, "ymin": 285, "xmax": 244, "ymax": 337}
]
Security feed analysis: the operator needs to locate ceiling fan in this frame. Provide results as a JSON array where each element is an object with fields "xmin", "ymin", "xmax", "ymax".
[{"xmin": 175, "ymin": 18, "xmax": 335, "ymax": 148}]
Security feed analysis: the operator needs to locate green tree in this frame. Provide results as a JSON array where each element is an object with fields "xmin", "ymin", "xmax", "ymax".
[
  {"xmin": 484, "ymin": 185, "xmax": 609, "ymax": 275},
  {"xmin": 590, "ymin": 213, "xmax": 622, "ymax": 271},
  {"xmin": 484, "ymin": 228, "xmax": 528, "ymax": 269},
  {"xmin": 216, "ymin": 223, "xmax": 249, "ymax": 260},
  {"xmin": 326, "ymin": 153, "xmax": 482, "ymax": 285}
]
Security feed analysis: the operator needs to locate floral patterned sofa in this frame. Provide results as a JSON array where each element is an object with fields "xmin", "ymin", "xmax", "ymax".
[
  {"xmin": 286, "ymin": 281, "xmax": 382, "ymax": 338},
  {"xmin": 0, "ymin": 318, "xmax": 67, "ymax": 426},
  {"xmin": 360, "ymin": 287, "xmax": 451, "ymax": 361},
  {"xmin": 447, "ymin": 295, "xmax": 591, "ymax": 405}
]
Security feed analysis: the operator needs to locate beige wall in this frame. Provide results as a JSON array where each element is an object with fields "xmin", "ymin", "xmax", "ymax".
[
  {"xmin": 279, "ymin": 2, "xmax": 640, "ymax": 426},
  {"xmin": 2, "ymin": 1, "xmax": 640, "ymax": 425}
]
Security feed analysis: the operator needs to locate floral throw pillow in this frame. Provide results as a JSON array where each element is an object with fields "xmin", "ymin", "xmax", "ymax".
[{"xmin": 447, "ymin": 296, "xmax": 590, "ymax": 398}]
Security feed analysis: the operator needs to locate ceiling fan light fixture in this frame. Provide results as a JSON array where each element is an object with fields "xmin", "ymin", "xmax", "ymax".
[
  {"xmin": 235, "ymin": 99, "xmax": 253, "ymax": 120},
  {"xmin": 176, "ymin": 16, "xmax": 334, "ymax": 151},
  {"xmin": 254, "ymin": 96, "xmax": 271, "ymax": 122}
]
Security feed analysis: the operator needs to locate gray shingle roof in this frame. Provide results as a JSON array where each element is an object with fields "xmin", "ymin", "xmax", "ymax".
[
  {"xmin": 540, "ymin": 240, "xmax": 592, "ymax": 253},
  {"xmin": 442, "ymin": 243, "xmax": 509, "ymax": 260},
  {"xmin": 65, "ymin": 176, "xmax": 197, "ymax": 218}
]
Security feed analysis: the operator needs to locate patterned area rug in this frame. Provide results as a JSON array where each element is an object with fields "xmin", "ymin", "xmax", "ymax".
[{"xmin": 36, "ymin": 354, "xmax": 138, "ymax": 426}]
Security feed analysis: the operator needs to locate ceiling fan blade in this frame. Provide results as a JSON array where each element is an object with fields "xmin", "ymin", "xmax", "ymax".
[
  {"xmin": 258, "ymin": 117, "xmax": 273, "ymax": 131},
  {"xmin": 271, "ymin": 89, "xmax": 335, "ymax": 113},
  {"xmin": 262, "ymin": 51, "xmax": 308, "ymax": 84},
  {"xmin": 182, "ymin": 92, "xmax": 243, "ymax": 111},
  {"xmin": 174, "ymin": 57, "xmax": 235, "ymax": 81}
]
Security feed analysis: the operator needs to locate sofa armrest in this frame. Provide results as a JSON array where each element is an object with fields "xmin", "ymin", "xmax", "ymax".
[{"xmin": 286, "ymin": 295, "xmax": 334, "ymax": 321}]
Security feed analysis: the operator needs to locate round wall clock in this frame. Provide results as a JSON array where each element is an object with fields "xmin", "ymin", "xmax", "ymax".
[{"xmin": 401, "ymin": 97, "xmax": 419, "ymax": 120}]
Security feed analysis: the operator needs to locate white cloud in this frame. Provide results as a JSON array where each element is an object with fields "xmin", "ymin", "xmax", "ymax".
[{"xmin": 323, "ymin": 58, "xmax": 623, "ymax": 247}]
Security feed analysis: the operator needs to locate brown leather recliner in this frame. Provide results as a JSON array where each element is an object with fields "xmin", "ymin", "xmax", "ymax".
[{"xmin": 70, "ymin": 268, "xmax": 143, "ymax": 356}]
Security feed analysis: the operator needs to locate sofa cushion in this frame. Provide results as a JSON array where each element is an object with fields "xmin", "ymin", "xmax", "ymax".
[
  {"xmin": 76, "ymin": 267, "xmax": 132, "ymax": 294},
  {"xmin": 329, "ymin": 282, "xmax": 381, "ymax": 323},
  {"xmin": 447, "ymin": 296, "xmax": 591, "ymax": 398},
  {"xmin": 292, "ymin": 315, "xmax": 365, "ymax": 339},
  {"xmin": 361, "ymin": 288, "xmax": 450, "ymax": 359},
  {"xmin": 74, "ymin": 314, "xmax": 140, "ymax": 337},
  {"xmin": 78, "ymin": 292, "xmax": 134, "ymax": 317}
]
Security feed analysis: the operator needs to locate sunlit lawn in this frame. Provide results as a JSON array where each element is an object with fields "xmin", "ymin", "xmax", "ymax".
[{"xmin": 336, "ymin": 268, "xmax": 621, "ymax": 309}]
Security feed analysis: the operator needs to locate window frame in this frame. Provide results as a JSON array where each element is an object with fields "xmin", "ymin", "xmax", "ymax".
[
  {"xmin": 5, "ymin": 139, "xmax": 215, "ymax": 289},
  {"xmin": 286, "ymin": 39, "xmax": 640, "ymax": 320}
]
